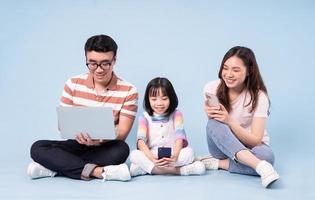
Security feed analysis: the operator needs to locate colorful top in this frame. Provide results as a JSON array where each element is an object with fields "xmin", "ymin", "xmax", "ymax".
[
  {"xmin": 137, "ymin": 110, "xmax": 188, "ymax": 153},
  {"xmin": 60, "ymin": 72, "xmax": 138, "ymax": 125},
  {"xmin": 203, "ymin": 79, "xmax": 270, "ymax": 145}
]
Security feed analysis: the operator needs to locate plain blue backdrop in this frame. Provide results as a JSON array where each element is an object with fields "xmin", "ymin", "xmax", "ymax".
[{"xmin": 0, "ymin": 0, "xmax": 314, "ymax": 199}]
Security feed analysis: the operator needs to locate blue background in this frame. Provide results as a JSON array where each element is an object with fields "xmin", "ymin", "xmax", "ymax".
[{"xmin": 0, "ymin": 0, "xmax": 314, "ymax": 199}]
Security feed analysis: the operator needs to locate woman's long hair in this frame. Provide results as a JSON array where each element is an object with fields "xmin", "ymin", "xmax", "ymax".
[{"xmin": 217, "ymin": 46, "xmax": 269, "ymax": 113}]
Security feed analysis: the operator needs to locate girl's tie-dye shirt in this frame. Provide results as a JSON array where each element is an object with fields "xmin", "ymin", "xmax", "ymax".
[{"xmin": 137, "ymin": 110, "xmax": 188, "ymax": 150}]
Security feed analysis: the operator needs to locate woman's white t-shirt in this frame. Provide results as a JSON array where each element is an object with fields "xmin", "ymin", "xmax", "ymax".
[{"xmin": 203, "ymin": 80, "xmax": 270, "ymax": 145}]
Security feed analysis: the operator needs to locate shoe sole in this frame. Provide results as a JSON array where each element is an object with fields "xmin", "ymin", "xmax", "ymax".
[
  {"xmin": 27, "ymin": 162, "xmax": 55, "ymax": 179},
  {"xmin": 263, "ymin": 173, "xmax": 280, "ymax": 188},
  {"xmin": 27, "ymin": 162, "xmax": 37, "ymax": 179}
]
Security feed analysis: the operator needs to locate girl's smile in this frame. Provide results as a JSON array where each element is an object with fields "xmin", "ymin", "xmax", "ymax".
[{"xmin": 149, "ymin": 88, "xmax": 170, "ymax": 115}]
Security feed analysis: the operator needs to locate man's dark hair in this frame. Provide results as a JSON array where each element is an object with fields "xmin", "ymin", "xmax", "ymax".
[{"xmin": 84, "ymin": 34, "xmax": 118, "ymax": 56}]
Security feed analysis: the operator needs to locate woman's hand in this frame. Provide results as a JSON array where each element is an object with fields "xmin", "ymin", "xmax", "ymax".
[
  {"xmin": 204, "ymin": 100, "xmax": 220, "ymax": 118},
  {"xmin": 75, "ymin": 132, "xmax": 104, "ymax": 146},
  {"xmin": 205, "ymin": 102, "xmax": 231, "ymax": 125},
  {"xmin": 213, "ymin": 104, "xmax": 231, "ymax": 124}
]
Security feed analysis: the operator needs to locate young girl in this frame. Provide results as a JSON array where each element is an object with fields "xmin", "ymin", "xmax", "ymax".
[
  {"xmin": 200, "ymin": 46, "xmax": 279, "ymax": 188},
  {"xmin": 130, "ymin": 77, "xmax": 205, "ymax": 176}
]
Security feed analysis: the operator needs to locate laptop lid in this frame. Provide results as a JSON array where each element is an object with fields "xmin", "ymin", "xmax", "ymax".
[{"xmin": 56, "ymin": 106, "xmax": 116, "ymax": 140}]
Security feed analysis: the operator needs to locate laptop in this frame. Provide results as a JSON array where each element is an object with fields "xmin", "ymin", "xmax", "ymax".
[{"xmin": 56, "ymin": 106, "xmax": 116, "ymax": 140}]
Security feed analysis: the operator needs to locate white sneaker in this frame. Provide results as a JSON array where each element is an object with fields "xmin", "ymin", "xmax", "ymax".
[
  {"xmin": 130, "ymin": 163, "xmax": 147, "ymax": 177},
  {"xmin": 180, "ymin": 161, "xmax": 206, "ymax": 176},
  {"xmin": 102, "ymin": 163, "xmax": 131, "ymax": 181},
  {"xmin": 255, "ymin": 160, "xmax": 280, "ymax": 188},
  {"xmin": 27, "ymin": 162, "xmax": 56, "ymax": 179},
  {"xmin": 196, "ymin": 155, "xmax": 219, "ymax": 170}
]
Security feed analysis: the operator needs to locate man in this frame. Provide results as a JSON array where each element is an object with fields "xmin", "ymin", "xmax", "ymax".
[{"xmin": 27, "ymin": 35, "xmax": 138, "ymax": 181}]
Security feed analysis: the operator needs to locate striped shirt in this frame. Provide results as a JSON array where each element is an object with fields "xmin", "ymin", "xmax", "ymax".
[{"xmin": 60, "ymin": 72, "xmax": 138, "ymax": 125}]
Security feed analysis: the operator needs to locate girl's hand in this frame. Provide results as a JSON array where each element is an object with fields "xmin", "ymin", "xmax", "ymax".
[
  {"xmin": 163, "ymin": 156, "xmax": 177, "ymax": 166},
  {"xmin": 171, "ymin": 155, "xmax": 178, "ymax": 163},
  {"xmin": 208, "ymin": 104, "xmax": 231, "ymax": 124},
  {"xmin": 154, "ymin": 157, "xmax": 175, "ymax": 167},
  {"xmin": 166, "ymin": 155, "xmax": 178, "ymax": 167},
  {"xmin": 153, "ymin": 158, "xmax": 168, "ymax": 166},
  {"xmin": 150, "ymin": 156, "xmax": 162, "ymax": 166}
]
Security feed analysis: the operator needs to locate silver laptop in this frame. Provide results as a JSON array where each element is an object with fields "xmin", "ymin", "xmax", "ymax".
[{"xmin": 56, "ymin": 106, "xmax": 116, "ymax": 140}]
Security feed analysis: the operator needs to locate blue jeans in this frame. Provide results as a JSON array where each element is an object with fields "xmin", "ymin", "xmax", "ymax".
[{"xmin": 206, "ymin": 119, "xmax": 275, "ymax": 176}]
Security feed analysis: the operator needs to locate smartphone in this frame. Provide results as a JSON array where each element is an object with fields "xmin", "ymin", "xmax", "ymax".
[
  {"xmin": 158, "ymin": 147, "xmax": 172, "ymax": 159},
  {"xmin": 206, "ymin": 93, "xmax": 219, "ymax": 107}
]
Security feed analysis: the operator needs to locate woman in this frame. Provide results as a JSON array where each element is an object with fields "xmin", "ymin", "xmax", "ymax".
[{"xmin": 201, "ymin": 46, "xmax": 279, "ymax": 188}]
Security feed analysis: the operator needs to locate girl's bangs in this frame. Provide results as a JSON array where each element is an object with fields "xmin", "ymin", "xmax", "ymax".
[{"xmin": 149, "ymin": 86, "xmax": 167, "ymax": 97}]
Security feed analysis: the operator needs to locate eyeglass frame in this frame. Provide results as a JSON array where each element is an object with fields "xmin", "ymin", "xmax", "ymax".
[{"xmin": 85, "ymin": 58, "xmax": 115, "ymax": 71}]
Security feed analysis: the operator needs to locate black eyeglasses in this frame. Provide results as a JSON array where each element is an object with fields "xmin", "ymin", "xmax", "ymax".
[{"xmin": 86, "ymin": 60, "xmax": 114, "ymax": 71}]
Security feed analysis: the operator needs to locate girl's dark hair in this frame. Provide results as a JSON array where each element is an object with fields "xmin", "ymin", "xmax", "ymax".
[
  {"xmin": 217, "ymin": 46, "xmax": 270, "ymax": 113},
  {"xmin": 84, "ymin": 34, "xmax": 118, "ymax": 56},
  {"xmin": 143, "ymin": 77, "xmax": 178, "ymax": 116}
]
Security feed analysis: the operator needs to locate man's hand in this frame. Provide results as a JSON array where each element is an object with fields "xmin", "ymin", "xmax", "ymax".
[{"xmin": 75, "ymin": 132, "xmax": 105, "ymax": 146}]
